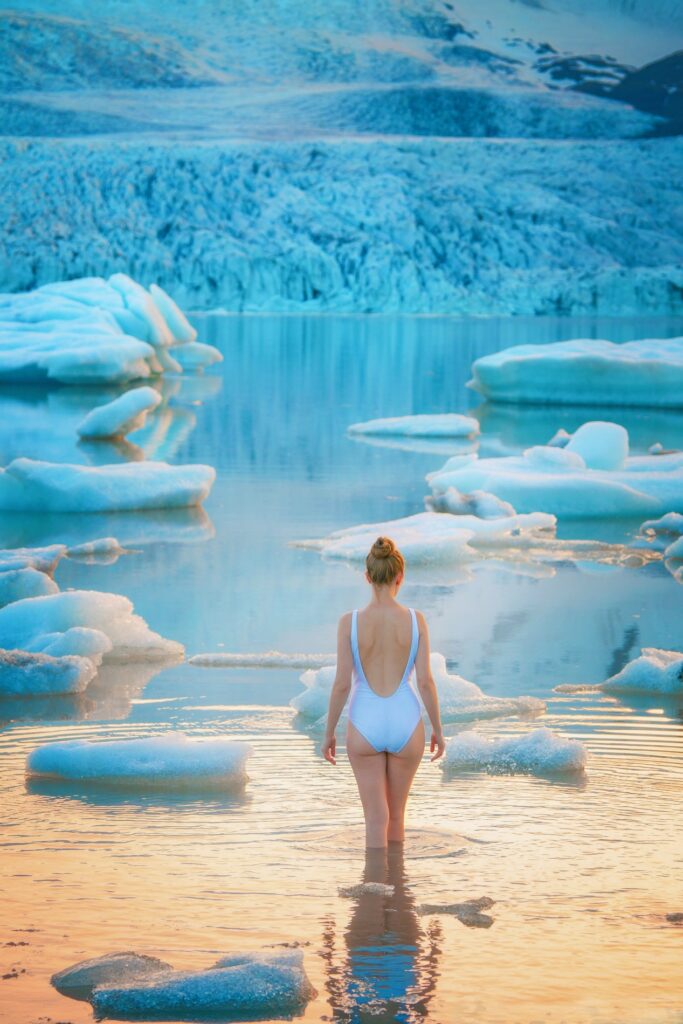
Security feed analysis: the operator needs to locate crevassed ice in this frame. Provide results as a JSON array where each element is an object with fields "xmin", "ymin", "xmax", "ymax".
[
  {"xmin": 26, "ymin": 734, "xmax": 254, "ymax": 789},
  {"xmin": 469, "ymin": 338, "xmax": 683, "ymax": 407}
]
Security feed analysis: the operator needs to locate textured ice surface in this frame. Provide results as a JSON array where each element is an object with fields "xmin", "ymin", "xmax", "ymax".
[
  {"xmin": 0, "ymin": 458, "xmax": 215, "ymax": 511},
  {"xmin": 0, "ymin": 590, "xmax": 182, "ymax": 662},
  {"xmin": 297, "ymin": 509, "xmax": 555, "ymax": 564},
  {"xmin": 469, "ymin": 338, "xmax": 683, "ymax": 407},
  {"xmin": 348, "ymin": 414, "xmax": 479, "ymax": 439},
  {"xmin": 426, "ymin": 488, "xmax": 517, "ymax": 519},
  {"xmin": 189, "ymin": 651, "xmax": 336, "ymax": 669},
  {"xmin": 3, "ymin": 138, "xmax": 683, "ymax": 315},
  {"xmin": 52, "ymin": 952, "xmax": 172, "ymax": 1001},
  {"xmin": 0, "ymin": 647, "xmax": 96, "ymax": 696},
  {"xmin": 77, "ymin": 386, "xmax": 162, "ymax": 439},
  {"xmin": 0, "ymin": 566, "xmax": 57, "ymax": 606},
  {"xmin": 443, "ymin": 727, "xmax": 587, "ymax": 774},
  {"xmin": 564, "ymin": 421, "xmax": 630, "ymax": 470},
  {"xmin": 602, "ymin": 648, "xmax": 683, "ymax": 693},
  {"xmin": 0, "ymin": 543, "xmax": 65, "ymax": 573},
  {"xmin": 418, "ymin": 897, "xmax": 495, "ymax": 927},
  {"xmin": 26, "ymin": 734, "xmax": 253, "ymax": 788},
  {"xmin": 0, "ymin": 274, "xmax": 220, "ymax": 384},
  {"xmin": 338, "ymin": 882, "xmax": 395, "ymax": 897},
  {"xmin": 428, "ymin": 428, "xmax": 683, "ymax": 517},
  {"xmin": 291, "ymin": 652, "xmax": 545, "ymax": 725}
]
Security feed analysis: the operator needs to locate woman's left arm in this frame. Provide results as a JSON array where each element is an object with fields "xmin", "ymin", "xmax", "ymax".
[{"xmin": 321, "ymin": 613, "xmax": 353, "ymax": 765}]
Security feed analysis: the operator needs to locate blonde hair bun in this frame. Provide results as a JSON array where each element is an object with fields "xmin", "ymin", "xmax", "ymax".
[{"xmin": 366, "ymin": 535, "xmax": 404, "ymax": 585}]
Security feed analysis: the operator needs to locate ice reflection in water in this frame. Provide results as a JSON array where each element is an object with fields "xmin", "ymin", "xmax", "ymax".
[{"xmin": 0, "ymin": 313, "xmax": 682, "ymax": 1024}]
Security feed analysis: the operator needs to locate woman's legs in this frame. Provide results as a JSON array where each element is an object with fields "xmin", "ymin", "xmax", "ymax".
[
  {"xmin": 347, "ymin": 721, "xmax": 389, "ymax": 848},
  {"xmin": 386, "ymin": 719, "xmax": 425, "ymax": 843}
]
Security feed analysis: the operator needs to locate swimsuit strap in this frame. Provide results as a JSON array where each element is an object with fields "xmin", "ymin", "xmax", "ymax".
[
  {"xmin": 402, "ymin": 608, "xmax": 419, "ymax": 684},
  {"xmin": 350, "ymin": 608, "xmax": 361, "ymax": 671}
]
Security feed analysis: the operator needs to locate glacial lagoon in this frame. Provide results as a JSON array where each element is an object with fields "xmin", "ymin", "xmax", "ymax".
[{"xmin": 1, "ymin": 312, "xmax": 683, "ymax": 1023}]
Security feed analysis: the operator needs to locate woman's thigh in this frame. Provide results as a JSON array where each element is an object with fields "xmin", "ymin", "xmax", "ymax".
[
  {"xmin": 346, "ymin": 721, "xmax": 388, "ymax": 811},
  {"xmin": 386, "ymin": 718, "xmax": 425, "ymax": 815}
]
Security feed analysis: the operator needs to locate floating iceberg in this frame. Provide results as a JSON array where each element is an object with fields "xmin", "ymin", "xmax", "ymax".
[
  {"xmin": 26, "ymin": 734, "xmax": 253, "ymax": 789},
  {"xmin": 555, "ymin": 648, "xmax": 683, "ymax": 695},
  {"xmin": 0, "ymin": 458, "xmax": 215, "ymax": 512},
  {"xmin": 0, "ymin": 590, "xmax": 182, "ymax": 663},
  {"xmin": 53, "ymin": 947, "xmax": 314, "ymax": 1019},
  {"xmin": 296, "ymin": 509, "xmax": 554, "ymax": 565},
  {"xmin": 0, "ymin": 566, "xmax": 57, "ymax": 606},
  {"xmin": 633, "ymin": 512, "xmax": 683, "ymax": 560},
  {"xmin": 0, "ymin": 274, "xmax": 221, "ymax": 384},
  {"xmin": 0, "ymin": 543, "xmax": 65, "ymax": 573},
  {"xmin": 426, "ymin": 488, "xmax": 517, "ymax": 519},
  {"xmin": 77, "ymin": 386, "xmax": 162, "ymax": 439},
  {"xmin": 468, "ymin": 338, "xmax": 683, "ymax": 407},
  {"xmin": 348, "ymin": 414, "xmax": 479, "ymax": 439},
  {"xmin": 427, "ymin": 424, "xmax": 683, "ymax": 517},
  {"xmin": 0, "ymin": 648, "xmax": 97, "ymax": 696},
  {"xmin": 189, "ymin": 651, "xmax": 336, "ymax": 669},
  {"xmin": 291, "ymin": 653, "xmax": 545, "ymax": 726},
  {"xmin": 443, "ymin": 727, "xmax": 587, "ymax": 774}
]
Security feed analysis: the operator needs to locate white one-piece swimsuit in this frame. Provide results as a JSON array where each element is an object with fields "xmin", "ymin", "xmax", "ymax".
[{"xmin": 348, "ymin": 607, "xmax": 422, "ymax": 754}]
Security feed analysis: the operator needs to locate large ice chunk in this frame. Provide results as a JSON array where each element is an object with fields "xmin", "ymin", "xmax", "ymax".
[
  {"xmin": 564, "ymin": 421, "xmax": 629, "ymax": 470},
  {"xmin": 0, "ymin": 648, "xmax": 97, "ymax": 696},
  {"xmin": 0, "ymin": 274, "xmax": 220, "ymax": 384},
  {"xmin": 468, "ymin": 338, "xmax": 683, "ymax": 407},
  {"xmin": 428, "ymin": 427, "xmax": 683, "ymax": 517},
  {"xmin": 0, "ymin": 591, "xmax": 182, "ymax": 662},
  {"xmin": 26, "ymin": 734, "xmax": 253, "ymax": 789},
  {"xmin": 77, "ymin": 386, "xmax": 162, "ymax": 439},
  {"xmin": 348, "ymin": 414, "xmax": 479, "ymax": 439},
  {"xmin": 602, "ymin": 648, "xmax": 683, "ymax": 693},
  {"xmin": 0, "ymin": 458, "xmax": 215, "ymax": 512},
  {"xmin": 443, "ymin": 727, "xmax": 587, "ymax": 774},
  {"xmin": 0, "ymin": 567, "xmax": 57, "ymax": 606}
]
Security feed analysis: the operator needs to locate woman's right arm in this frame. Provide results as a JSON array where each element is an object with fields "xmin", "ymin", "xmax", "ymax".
[
  {"xmin": 321, "ymin": 612, "xmax": 353, "ymax": 765},
  {"xmin": 414, "ymin": 612, "xmax": 445, "ymax": 762}
]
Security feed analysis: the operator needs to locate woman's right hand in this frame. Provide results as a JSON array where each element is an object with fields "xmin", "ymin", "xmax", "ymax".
[
  {"xmin": 321, "ymin": 733, "xmax": 336, "ymax": 765},
  {"xmin": 429, "ymin": 730, "xmax": 446, "ymax": 762}
]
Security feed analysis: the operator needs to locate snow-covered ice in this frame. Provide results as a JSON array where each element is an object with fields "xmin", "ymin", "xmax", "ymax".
[
  {"xmin": 291, "ymin": 653, "xmax": 545, "ymax": 726},
  {"xmin": 555, "ymin": 648, "xmax": 683, "ymax": 694},
  {"xmin": 0, "ymin": 274, "xmax": 221, "ymax": 384},
  {"xmin": 427, "ymin": 424, "xmax": 683, "ymax": 517},
  {"xmin": 0, "ymin": 590, "xmax": 182, "ymax": 663},
  {"xmin": 0, "ymin": 458, "xmax": 215, "ymax": 511},
  {"xmin": 77, "ymin": 386, "xmax": 162, "ymax": 439},
  {"xmin": 189, "ymin": 651, "xmax": 336, "ymax": 669},
  {"xmin": 348, "ymin": 414, "xmax": 479, "ymax": 439},
  {"xmin": 26, "ymin": 734, "xmax": 253, "ymax": 789},
  {"xmin": 0, "ymin": 648, "xmax": 97, "ymax": 696},
  {"xmin": 469, "ymin": 338, "xmax": 683, "ymax": 407},
  {"xmin": 443, "ymin": 727, "xmax": 588, "ymax": 774}
]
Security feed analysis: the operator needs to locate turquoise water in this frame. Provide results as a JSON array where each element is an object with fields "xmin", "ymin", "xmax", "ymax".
[{"xmin": 1, "ymin": 313, "xmax": 683, "ymax": 1024}]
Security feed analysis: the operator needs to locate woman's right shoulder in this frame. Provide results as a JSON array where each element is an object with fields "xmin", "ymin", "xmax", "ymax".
[{"xmin": 337, "ymin": 610, "xmax": 354, "ymax": 631}]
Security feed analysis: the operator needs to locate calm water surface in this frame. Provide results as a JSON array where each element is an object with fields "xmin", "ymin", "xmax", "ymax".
[{"xmin": 1, "ymin": 314, "xmax": 682, "ymax": 1024}]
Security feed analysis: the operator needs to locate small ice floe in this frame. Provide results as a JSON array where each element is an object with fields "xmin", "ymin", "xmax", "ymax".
[
  {"xmin": 0, "ymin": 274, "xmax": 221, "ymax": 385},
  {"xmin": 0, "ymin": 458, "xmax": 215, "ymax": 512},
  {"xmin": 468, "ymin": 338, "xmax": 683, "ymax": 408},
  {"xmin": 426, "ymin": 487, "xmax": 516, "ymax": 519},
  {"xmin": 66, "ymin": 537, "xmax": 126, "ymax": 563},
  {"xmin": 52, "ymin": 952, "xmax": 171, "ymax": 1000},
  {"xmin": 295, "ymin": 509, "xmax": 554, "ymax": 565},
  {"xmin": 555, "ymin": 648, "xmax": 683, "ymax": 695},
  {"xmin": 77, "ymin": 386, "xmax": 162, "ymax": 440},
  {"xmin": 632, "ymin": 512, "xmax": 683, "ymax": 551},
  {"xmin": 427, "ymin": 422, "xmax": 683, "ymax": 517},
  {"xmin": 338, "ymin": 882, "xmax": 395, "ymax": 897},
  {"xmin": 0, "ymin": 590, "xmax": 183, "ymax": 663},
  {"xmin": 188, "ymin": 651, "xmax": 336, "ymax": 669},
  {"xmin": 0, "ymin": 648, "xmax": 97, "ymax": 696},
  {"xmin": 53, "ymin": 948, "xmax": 314, "ymax": 1020},
  {"xmin": 0, "ymin": 544, "xmax": 65, "ymax": 573},
  {"xmin": 26, "ymin": 734, "xmax": 253, "ymax": 790},
  {"xmin": 348, "ymin": 414, "xmax": 479, "ymax": 439},
  {"xmin": 290, "ymin": 654, "xmax": 545, "ymax": 726},
  {"xmin": 418, "ymin": 896, "xmax": 495, "ymax": 928},
  {"xmin": 0, "ymin": 567, "xmax": 58, "ymax": 607},
  {"xmin": 443, "ymin": 727, "xmax": 587, "ymax": 775}
]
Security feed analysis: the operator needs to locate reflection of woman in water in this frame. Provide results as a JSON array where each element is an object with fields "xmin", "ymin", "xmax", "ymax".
[
  {"xmin": 322, "ymin": 537, "xmax": 445, "ymax": 848},
  {"xmin": 321, "ymin": 843, "xmax": 442, "ymax": 1023}
]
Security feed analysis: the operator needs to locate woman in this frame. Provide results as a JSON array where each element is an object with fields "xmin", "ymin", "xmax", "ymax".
[{"xmin": 321, "ymin": 536, "xmax": 445, "ymax": 848}]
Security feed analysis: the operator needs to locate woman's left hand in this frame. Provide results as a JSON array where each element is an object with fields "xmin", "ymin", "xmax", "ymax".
[{"xmin": 321, "ymin": 733, "xmax": 336, "ymax": 765}]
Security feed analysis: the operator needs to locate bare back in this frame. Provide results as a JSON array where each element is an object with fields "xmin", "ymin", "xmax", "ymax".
[{"xmin": 355, "ymin": 603, "xmax": 414, "ymax": 697}]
